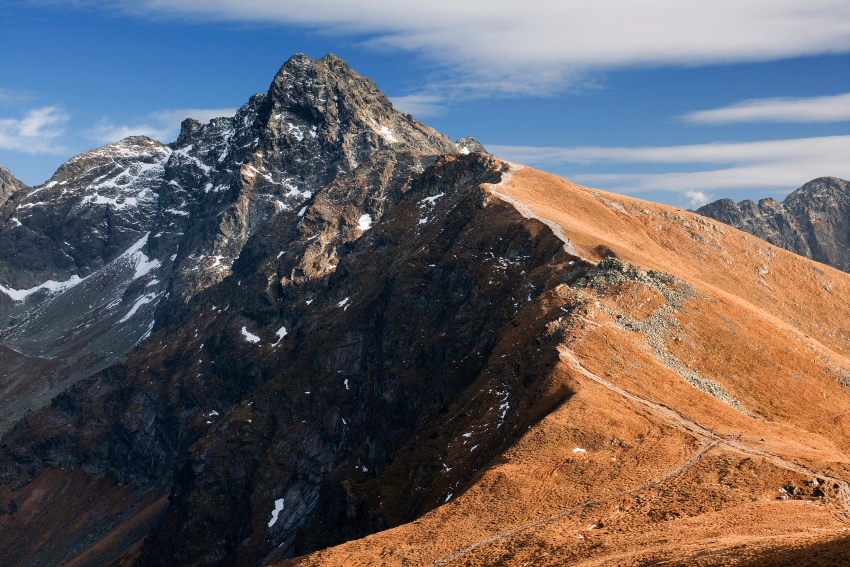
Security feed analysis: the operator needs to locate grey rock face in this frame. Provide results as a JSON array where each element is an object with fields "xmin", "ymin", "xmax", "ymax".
[
  {"xmin": 0, "ymin": 53, "xmax": 461, "ymax": 431},
  {"xmin": 455, "ymin": 136, "xmax": 489, "ymax": 155},
  {"xmin": 697, "ymin": 177, "xmax": 850, "ymax": 272},
  {"xmin": 0, "ymin": 166, "xmax": 28, "ymax": 210}
]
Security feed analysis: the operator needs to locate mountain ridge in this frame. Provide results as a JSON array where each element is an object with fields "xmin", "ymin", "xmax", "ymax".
[{"xmin": 1, "ymin": 54, "xmax": 850, "ymax": 567}]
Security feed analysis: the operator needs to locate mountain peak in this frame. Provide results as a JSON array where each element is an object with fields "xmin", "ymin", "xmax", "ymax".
[
  {"xmin": 274, "ymin": 52, "xmax": 353, "ymax": 79},
  {"xmin": 786, "ymin": 176, "xmax": 849, "ymax": 207},
  {"xmin": 265, "ymin": 53, "xmax": 454, "ymax": 156}
]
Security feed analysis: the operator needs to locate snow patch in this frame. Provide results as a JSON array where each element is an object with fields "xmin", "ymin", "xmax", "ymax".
[
  {"xmin": 420, "ymin": 193, "xmax": 445, "ymax": 206},
  {"xmin": 337, "ymin": 297, "xmax": 350, "ymax": 309},
  {"xmin": 241, "ymin": 327, "xmax": 261, "ymax": 344},
  {"xmin": 272, "ymin": 326, "xmax": 287, "ymax": 346},
  {"xmin": 122, "ymin": 233, "xmax": 162, "ymax": 280},
  {"xmin": 18, "ymin": 180, "xmax": 57, "ymax": 203},
  {"xmin": 573, "ymin": 448, "xmax": 586, "ymax": 453},
  {"xmin": 286, "ymin": 122, "xmax": 305, "ymax": 142},
  {"xmin": 378, "ymin": 126, "xmax": 398, "ymax": 143},
  {"xmin": 357, "ymin": 214, "xmax": 372, "ymax": 231},
  {"xmin": 268, "ymin": 498, "xmax": 285, "ymax": 528}
]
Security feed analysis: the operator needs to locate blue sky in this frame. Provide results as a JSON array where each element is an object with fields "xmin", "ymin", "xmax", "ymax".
[{"xmin": 1, "ymin": 1, "xmax": 848, "ymax": 208}]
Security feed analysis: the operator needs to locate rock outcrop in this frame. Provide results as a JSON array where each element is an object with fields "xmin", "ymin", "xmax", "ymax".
[{"xmin": 697, "ymin": 176, "xmax": 850, "ymax": 272}]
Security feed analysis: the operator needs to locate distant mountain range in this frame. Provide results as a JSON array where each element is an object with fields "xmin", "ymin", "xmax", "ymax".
[
  {"xmin": 1, "ymin": 55, "xmax": 850, "ymax": 567},
  {"xmin": 698, "ymin": 176, "xmax": 850, "ymax": 273}
]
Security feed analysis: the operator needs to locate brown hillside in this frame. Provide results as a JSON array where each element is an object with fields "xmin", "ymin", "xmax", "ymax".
[{"xmin": 280, "ymin": 164, "xmax": 850, "ymax": 567}]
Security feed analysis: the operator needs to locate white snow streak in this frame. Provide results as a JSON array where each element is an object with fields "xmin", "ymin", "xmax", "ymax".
[
  {"xmin": 0, "ymin": 274, "xmax": 87, "ymax": 301},
  {"xmin": 119, "ymin": 292, "xmax": 159, "ymax": 323},
  {"xmin": 268, "ymin": 498, "xmax": 285, "ymax": 528}
]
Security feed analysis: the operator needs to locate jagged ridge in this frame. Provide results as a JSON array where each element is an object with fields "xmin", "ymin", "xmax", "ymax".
[{"xmin": 697, "ymin": 176, "xmax": 850, "ymax": 272}]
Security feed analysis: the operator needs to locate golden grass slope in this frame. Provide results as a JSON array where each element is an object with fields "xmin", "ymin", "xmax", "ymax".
[{"xmin": 280, "ymin": 163, "xmax": 850, "ymax": 567}]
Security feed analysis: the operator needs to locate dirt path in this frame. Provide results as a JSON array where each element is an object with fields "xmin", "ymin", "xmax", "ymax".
[
  {"xmin": 558, "ymin": 347, "xmax": 850, "ymax": 514},
  {"xmin": 426, "ymin": 439, "xmax": 716, "ymax": 567},
  {"xmin": 425, "ymin": 347, "xmax": 850, "ymax": 567}
]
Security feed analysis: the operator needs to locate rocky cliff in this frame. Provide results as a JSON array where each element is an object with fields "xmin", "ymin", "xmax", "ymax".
[{"xmin": 697, "ymin": 176, "xmax": 850, "ymax": 272}]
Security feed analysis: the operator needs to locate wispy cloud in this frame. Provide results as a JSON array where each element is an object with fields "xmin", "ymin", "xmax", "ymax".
[
  {"xmin": 389, "ymin": 95, "xmax": 446, "ymax": 118},
  {"xmin": 87, "ymin": 107, "xmax": 237, "ymax": 145},
  {"xmin": 681, "ymin": 93, "xmax": 850, "ymax": 124},
  {"xmin": 0, "ymin": 88, "xmax": 35, "ymax": 105},
  {"xmin": 0, "ymin": 107, "xmax": 69, "ymax": 154},
  {"xmin": 63, "ymin": 0, "xmax": 850, "ymax": 99},
  {"xmin": 489, "ymin": 136, "xmax": 850, "ymax": 200}
]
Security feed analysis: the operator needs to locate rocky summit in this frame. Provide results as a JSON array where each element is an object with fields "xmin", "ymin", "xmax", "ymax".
[{"xmin": 2, "ymin": 55, "xmax": 850, "ymax": 567}]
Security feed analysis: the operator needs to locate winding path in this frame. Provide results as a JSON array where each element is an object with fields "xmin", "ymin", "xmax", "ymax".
[{"xmin": 425, "ymin": 346, "xmax": 850, "ymax": 567}]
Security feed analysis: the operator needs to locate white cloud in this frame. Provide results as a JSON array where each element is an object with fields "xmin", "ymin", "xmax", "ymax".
[
  {"xmin": 0, "ymin": 107, "xmax": 69, "ymax": 154},
  {"xmin": 89, "ymin": 0, "xmax": 850, "ymax": 97},
  {"xmin": 682, "ymin": 93, "xmax": 850, "ymax": 124},
  {"xmin": 87, "ymin": 107, "xmax": 237, "ymax": 145},
  {"xmin": 489, "ymin": 135, "xmax": 850, "ymax": 196},
  {"xmin": 389, "ymin": 95, "xmax": 446, "ymax": 118},
  {"xmin": 684, "ymin": 189, "xmax": 712, "ymax": 208}
]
